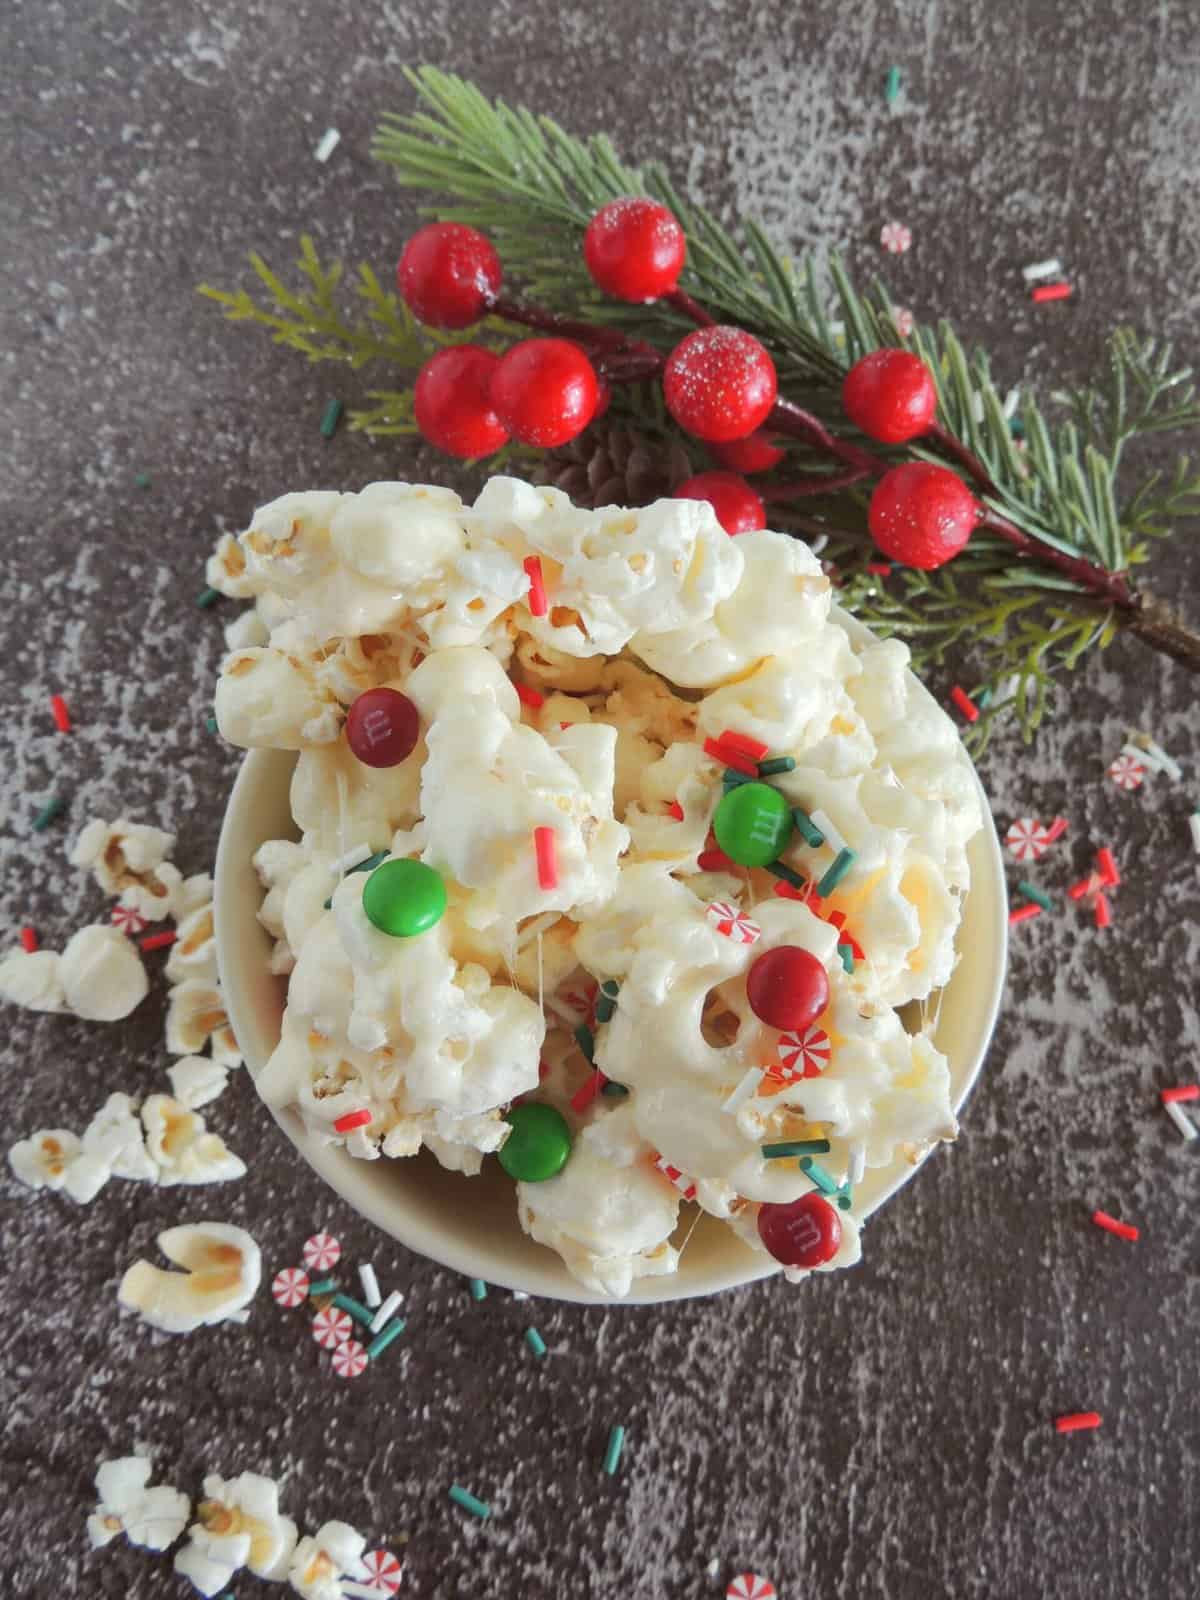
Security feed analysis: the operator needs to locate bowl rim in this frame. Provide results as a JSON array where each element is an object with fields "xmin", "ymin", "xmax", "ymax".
[{"xmin": 216, "ymin": 615, "xmax": 1008, "ymax": 1304}]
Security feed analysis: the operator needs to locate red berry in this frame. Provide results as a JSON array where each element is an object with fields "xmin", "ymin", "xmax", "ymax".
[
  {"xmin": 413, "ymin": 346, "xmax": 509, "ymax": 458},
  {"xmin": 757, "ymin": 1192, "xmax": 842, "ymax": 1269},
  {"xmin": 708, "ymin": 430, "xmax": 785, "ymax": 474},
  {"xmin": 490, "ymin": 338, "xmax": 599, "ymax": 448},
  {"xmin": 345, "ymin": 688, "xmax": 420, "ymax": 768},
  {"xmin": 663, "ymin": 326, "xmax": 777, "ymax": 443},
  {"xmin": 397, "ymin": 222, "xmax": 501, "ymax": 330},
  {"xmin": 673, "ymin": 471, "xmax": 766, "ymax": 536},
  {"xmin": 583, "ymin": 197, "xmax": 686, "ymax": 302},
  {"xmin": 842, "ymin": 349, "xmax": 938, "ymax": 444},
  {"xmin": 745, "ymin": 945, "xmax": 829, "ymax": 1031},
  {"xmin": 868, "ymin": 463, "xmax": 978, "ymax": 570}
]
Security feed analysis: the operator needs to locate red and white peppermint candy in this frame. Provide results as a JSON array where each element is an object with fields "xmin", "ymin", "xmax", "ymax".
[
  {"xmin": 892, "ymin": 305, "xmax": 915, "ymax": 337},
  {"xmin": 360, "ymin": 1550, "xmax": 404, "ymax": 1593},
  {"xmin": 706, "ymin": 901, "xmax": 761, "ymax": 945},
  {"xmin": 775, "ymin": 1024, "xmax": 832, "ymax": 1080},
  {"xmin": 880, "ymin": 220, "xmax": 912, "ymax": 254},
  {"xmin": 302, "ymin": 1232, "xmax": 341, "ymax": 1271},
  {"xmin": 1107, "ymin": 754, "xmax": 1145, "ymax": 791},
  {"xmin": 271, "ymin": 1267, "xmax": 310, "ymax": 1308},
  {"xmin": 727, "ymin": 1577, "xmax": 776, "ymax": 1600},
  {"xmin": 652, "ymin": 1153, "xmax": 697, "ymax": 1201},
  {"xmin": 110, "ymin": 904, "xmax": 149, "ymax": 936},
  {"xmin": 559, "ymin": 980, "xmax": 598, "ymax": 1018},
  {"xmin": 331, "ymin": 1338, "xmax": 368, "ymax": 1378},
  {"xmin": 1004, "ymin": 817, "xmax": 1051, "ymax": 862},
  {"xmin": 311, "ymin": 1307, "xmax": 353, "ymax": 1349}
]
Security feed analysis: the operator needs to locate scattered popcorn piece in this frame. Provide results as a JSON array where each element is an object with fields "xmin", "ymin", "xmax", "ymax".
[
  {"xmin": 165, "ymin": 902, "xmax": 218, "ymax": 985},
  {"xmin": 168, "ymin": 1056, "xmax": 231, "ymax": 1108},
  {"xmin": 86, "ymin": 1454, "xmax": 190, "ymax": 1552},
  {"xmin": 0, "ymin": 948, "xmax": 66, "ymax": 1012},
  {"xmin": 66, "ymin": 1091, "xmax": 158, "ymax": 1202},
  {"xmin": 141, "ymin": 1094, "xmax": 245, "ymax": 1186},
  {"xmin": 174, "ymin": 1471, "xmax": 298, "ymax": 1596},
  {"xmin": 118, "ymin": 1221, "xmax": 261, "ymax": 1333},
  {"xmin": 8, "ymin": 1128, "xmax": 81, "ymax": 1191},
  {"xmin": 71, "ymin": 818, "xmax": 179, "ymax": 922},
  {"xmin": 223, "ymin": 606, "xmax": 271, "ymax": 651},
  {"xmin": 166, "ymin": 980, "xmax": 242, "ymax": 1065},
  {"xmin": 60, "ymin": 925, "xmax": 149, "ymax": 1021},
  {"xmin": 288, "ymin": 1520, "xmax": 369, "ymax": 1600},
  {"xmin": 171, "ymin": 871, "xmax": 215, "ymax": 922}
]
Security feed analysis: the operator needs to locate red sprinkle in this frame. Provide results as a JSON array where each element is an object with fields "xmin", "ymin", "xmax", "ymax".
[
  {"xmin": 1095, "ymin": 847, "xmax": 1120, "ymax": 886},
  {"xmin": 949, "ymin": 686, "xmax": 979, "ymax": 723},
  {"xmin": 666, "ymin": 800, "xmax": 685, "ymax": 822},
  {"xmin": 523, "ymin": 555, "xmax": 547, "ymax": 617},
  {"xmin": 703, "ymin": 737, "xmax": 758, "ymax": 776},
  {"xmin": 534, "ymin": 826, "xmax": 558, "ymax": 890},
  {"xmin": 1091, "ymin": 1210, "xmax": 1139, "ymax": 1242},
  {"xmin": 1161, "ymin": 1086, "xmax": 1200, "ymax": 1104},
  {"xmin": 334, "ymin": 1108, "xmax": 373, "ymax": 1133},
  {"xmin": 1033, "ymin": 283, "xmax": 1074, "ymax": 303},
  {"xmin": 570, "ymin": 1069, "xmax": 607, "ymax": 1113},
  {"xmin": 1009, "ymin": 903, "xmax": 1042, "ymax": 925},
  {"xmin": 19, "ymin": 927, "xmax": 39, "ymax": 953},
  {"xmin": 698, "ymin": 847, "xmax": 737, "ymax": 873},
  {"xmin": 1044, "ymin": 817, "xmax": 1070, "ymax": 842},
  {"xmin": 717, "ymin": 730, "xmax": 770, "ymax": 762},
  {"xmin": 515, "ymin": 681, "xmax": 545, "ymax": 710},
  {"xmin": 1068, "ymin": 873, "xmax": 1101, "ymax": 901},
  {"xmin": 772, "ymin": 880, "xmax": 806, "ymax": 900},
  {"xmin": 1054, "ymin": 1412, "xmax": 1102, "ymax": 1433},
  {"xmin": 1094, "ymin": 893, "xmax": 1112, "ymax": 929},
  {"xmin": 50, "ymin": 695, "xmax": 72, "ymax": 733},
  {"xmin": 140, "ymin": 930, "xmax": 177, "ymax": 951}
]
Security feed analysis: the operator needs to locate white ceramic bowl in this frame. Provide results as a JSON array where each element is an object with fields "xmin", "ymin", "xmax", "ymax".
[{"xmin": 215, "ymin": 626, "xmax": 1007, "ymax": 1304}]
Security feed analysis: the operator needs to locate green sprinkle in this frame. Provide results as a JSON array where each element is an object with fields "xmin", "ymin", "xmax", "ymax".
[
  {"xmin": 324, "ymin": 851, "xmax": 391, "ymax": 906},
  {"xmin": 722, "ymin": 768, "xmax": 753, "ymax": 788},
  {"xmin": 839, "ymin": 942, "xmax": 856, "ymax": 974},
  {"xmin": 801, "ymin": 1156, "xmax": 853, "ymax": 1210},
  {"xmin": 603, "ymin": 1424, "xmax": 625, "ymax": 1476},
  {"xmin": 469, "ymin": 1278, "xmax": 488, "ymax": 1301},
  {"xmin": 308, "ymin": 1277, "xmax": 337, "ymax": 1296},
  {"xmin": 205, "ymin": 715, "xmax": 218, "ymax": 734},
  {"xmin": 757, "ymin": 756, "xmax": 796, "ymax": 777},
  {"xmin": 600, "ymin": 980, "xmax": 619, "ymax": 997},
  {"xmin": 366, "ymin": 1318, "xmax": 406, "ymax": 1359},
  {"xmin": 766, "ymin": 861, "xmax": 806, "ymax": 890},
  {"xmin": 600, "ymin": 1081, "xmax": 629, "ymax": 1098},
  {"xmin": 1009, "ymin": 416, "xmax": 1026, "ymax": 438},
  {"xmin": 885, "ymin": 65, "xmax": 902, "ymax": 102},
  {"xmin": 574, "ymin": 1023, "xmax": 595, "ymax": 1063},
  {"xmin": 975, "ymin": 686, "xmax": 993, "ymax": 708},
  {"xmin": 762, "ymin": 1139, "xmax": 831, "ymax": 1158},
  {"xmin": 32, "ymin": 796, "xmax": 66, "ymax": 832},
  {"xmin": 524, "ymin": 1327, "xmax": 547, "ymax": 1357},
  {"xmin": 196, "ymin": 587, "xmax": 221, "ymax": 609},
  {"xmin": 816, "ymin": 846, "xmax": 857, "ymax": 898},
  {"xmin": 1017, "ymin": 880, "xmax": 1054, "ymax": 911},
  {"xmin": 595, "ymin": 994, "xmax": 616, "ymax": 1024},
  {"xmin": 319, "ymin": 397, "xmax": 344, "ymax": 438},
  {"xmin": 331, "ymin": 1293, "xmax": 374, "ymax": 1327},
  {"xmin": 791, "ymin": 808, "xmax": 825, "ymax": 848},
  {"xmin": 134, "ymin": 472, "xmax": 152, "ymax": 489},
  {"xmin": 448, "ymin": 1484, "xmax": 491, "ymax": 1520}
]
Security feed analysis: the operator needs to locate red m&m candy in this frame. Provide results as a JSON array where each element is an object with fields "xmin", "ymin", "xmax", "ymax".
[
  {"xmin": 345, "ymin": 688, "xmax": 420, "ymax": 768},
  {"xmin": 757, "ymin": 1192, "xmax": 842, "ymax": 1268},
  {"xmin": 745, "ymin": 945, "xmax": 829, "ymax": 1031}
]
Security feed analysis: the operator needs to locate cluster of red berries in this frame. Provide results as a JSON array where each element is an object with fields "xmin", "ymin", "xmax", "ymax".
[{"xmin": 396, "ymin": 202, "xmax": 978, "ymax": 570}]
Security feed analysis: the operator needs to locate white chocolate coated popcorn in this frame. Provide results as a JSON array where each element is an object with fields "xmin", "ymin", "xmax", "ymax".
[
  {"xmin": 0, "ymin": 949, "xmax": 66, "ymax": 1012},
  {"xmin": 213, "ymin": 478, "xmax": 983, "ymax": 1295},
  {"xmin": 71, "ymin": 817, "xmax": 179, "ymax": 921},
  {"xmin": 1, "ymin": 929, "xmax": 148, "ymax": 1023},
  {"xmin": 288, "ymin": 1520, "xmax": 369, "ymax": 1600},
  {"xmin": 174, "ymin": 1471, "xmax": 298, "ymax": 1595},
  {"xmin": 118, "ymin": 1221, "xmax": 260, "ymax": 1333},
  {"xmin": 87, "ymin": 1455, "xmax": 190, "ymax": 1552}
]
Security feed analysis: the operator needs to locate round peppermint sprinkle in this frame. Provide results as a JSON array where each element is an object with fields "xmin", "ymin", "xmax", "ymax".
[
  {"xmin": 775, "ymin": 1024, "xmax": 831, "ymax": 1079},
  {"xmin": 302, "ymin": 1232, "xmax": 342, "ymax": 1271},
  {"xmin": 311, "ymin": 1307, "xmax": 353, "ymax": 1349},
  {"xmin": 727, "ymin": 1577, "xmax": 777, "ymax": 1600},
  {"xmin": 271, "ymin": 1267, "xmax": 310, "ymax": 1308},
  {"xmin": 1004, "ymin": 818, "xmax": 1051, "ymax": 861},
  {"xmin": 1107, "ymin": 754, "xmax": 1145, "ymax": 791},
  {"xmin": 331, "ymin": 1338, "xmax": 368, "ymax": 1378},
  {"xmin": 706, "ymin": 901, "xmax": 761, "ymax": 945},
  {"xmin": 360, "ymin": 1550, "xmax": 404, "ymax": 1593},
  {"xmin": 880, "ymin": 220, "xmax": 912, "ymax": 254},
  {"xmin": 110, "ymin": 904, "xmax": 149, "ymax": 936}
]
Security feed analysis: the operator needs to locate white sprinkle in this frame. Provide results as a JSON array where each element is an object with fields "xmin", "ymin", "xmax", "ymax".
[
  {"xmin": 1189, "ymin": 812, "xmax": 1200, "ymax": 855},
  {"xmin": 1121, "ymin": 741, "xmax": 1169, "ymax": 774},
  {"xmin": 335, "ymin": 842, "xmax": 373, "ymax": 872},
  {"xmin": 849, "ymin": 1142, "xmax": 866, "ymax": 1185},
  {"xmin": 314, "ymin": 126, "xmax": 341, "ymax": 163},
  {"xmin": 369, "ymin": 1289, "xmax": 404, "ymax": 1334},
  {"xmin": 1002, "ymin": 387, "xmax": 1021, "ymax": 419},
  {"xmin": 1021, "ymin": 257, "xmax": 1063, "ymax": 282},
  {"xmin": 511, "ymin": 1290, "xmax": 530, "ymax": 1301},
  {"xmin": 1142, "ymin": 738, "xmax": 1182, "ymax": 781},
  {"xmin": 722, "ymin": 1066, "xmax": 763, "ymax": 1113},
  {"xmin": 705, "ymin": 1558, "xmax": 721, "ymax": 1580},
  {"xmin": 808, "ymin": 534, "xmax": 829, "ymax": 556},
  {"xmin": 810, "ymin": 808, "xmax": 848, "ymax": 855},
  {"xmin": 1164, "ymin": 1100, "xmax": 1197, "ymax": 1142},
  {"xmin": 358, "ymin": 1263, "xmax": 381, "ymax": 1308}
]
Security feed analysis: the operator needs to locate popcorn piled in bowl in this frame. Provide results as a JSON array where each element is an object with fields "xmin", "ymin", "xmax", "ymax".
[{"xmin": 210, "ymin": 477, "xmax": 984, "ymax": 1297}]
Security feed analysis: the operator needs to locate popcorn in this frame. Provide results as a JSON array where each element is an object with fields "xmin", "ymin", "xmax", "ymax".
[
  {"xmin": 118, "ymin": 1220, "xmax": 261, "ymax": 1333},
  {"xmin": 215, "ymin": 647, "xmax": 342, "ymax": 749},
  {"xmin": 174, "ymin": 1471, "xmax": 298, "ymax": 1595},
  {"xmin": 70, "ymin": 818, "xmax": 178, "ymax": 921},
  {"xmin": 165, "ymin": 902, "xmax": 218, "ymax": 985},
  {"xmin": 86, "ymin": 1454, "xmax": 190, "ymax": 1552},
  {"xmin": 69, "ymin": 1091, "xmax": 158, "ymax": 1201},
  {"xmin": 0, "ymin": 948, "xmax": 65, "ymax": 1012},
  {"xmin": 166, "ymin": 980, "xmax": 241, "ymax": 1065},
  {"xmin": 9, "ymin": 1129, "xmax": 81, "ymax": 1191},
  {"xmin": 167, "ymin": 1056, "xmax": 230, "ymax": 1108},
  {"xmin": 288, "ymin": 1520, "xmax": 369, "ymax": 1600},
  {"xmin": 59, "ymin": 925, "xmax": 149, "ymax": 1021},
  {"xmin": 141, "ymin": 1094, "xmax": 245, "ymax": 1186}
]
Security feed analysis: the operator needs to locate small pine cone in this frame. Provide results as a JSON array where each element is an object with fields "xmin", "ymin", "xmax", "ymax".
[{"xmin": 534, "ymin": 425, "xmax": 695, "ymax": 509}]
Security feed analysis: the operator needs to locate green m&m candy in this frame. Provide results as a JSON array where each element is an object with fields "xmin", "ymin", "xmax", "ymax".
[
  {"xmin": 712, "ymin": 780, "xmax": 793, "ymax": 868},
  {"xmin": 361, "ymin": 858, "xmax": 446, "ymax": 937},
  {"xmin": 498, "ymin": 1103, "xmax": 572, "ymax": 1183}
]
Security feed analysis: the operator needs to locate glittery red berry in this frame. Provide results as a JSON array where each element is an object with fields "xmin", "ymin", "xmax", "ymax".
[
  {"xmin": 757, "ymin": 1192, "xmax": 842, "ymax": 1269},
  {"xmin": 868, "ymin": 463, "xmax": 978, "ymax": 570},
  {"xmin": 345, "ymin": 688, "xmax": 420, "ymax": 768},
  {"xmin": 490, "ymin": 338, "xmax": 599, "ymax": 448},
  {"xmin": 413, "ymin": 346, "xmax": 509, "ymax": 458},
  {"xmin": 842, "ymin": 349, "xmax": 937, "ymax": 444},
  {"xmin": 663, "ymin": 326, "xmax": 777, "ymax": 443},
  {"xmin": 583, "ymin": 197, "xmax": 687, "ymax": 302},
  {"xmin": 397, "ymin": 222, "xmax": 502, "ymax": 330},
  {"xmin": 708, "ymin": 430, "xmax": 785, "ymax": 474},
  {"xmin": 673, "ymin": 471, "xmax": 766, "ymax": 536}
]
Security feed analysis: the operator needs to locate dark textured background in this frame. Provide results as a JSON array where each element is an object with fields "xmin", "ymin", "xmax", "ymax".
[{"xmin": 3, "ymin": 3, "xmax": 1199, "ymax": 1597}]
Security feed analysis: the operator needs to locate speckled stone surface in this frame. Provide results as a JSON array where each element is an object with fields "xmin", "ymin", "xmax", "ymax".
[{"xmin": 3, "ymin": 3, "xmax": 1199, "ymax": 1596}]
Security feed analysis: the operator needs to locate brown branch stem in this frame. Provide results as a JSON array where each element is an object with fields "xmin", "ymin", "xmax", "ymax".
[
  {"xmin": 663, "ymin": 287, "xmax": 716, "ymax": 327},
  {"xmin": 761, "ymin": 468, "xmax": 870, "ymax": 501}
]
